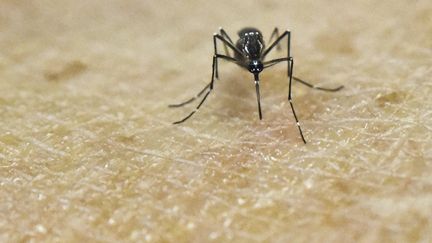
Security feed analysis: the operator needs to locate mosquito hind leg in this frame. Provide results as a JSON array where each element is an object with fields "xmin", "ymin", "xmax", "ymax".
[
  {"xmin": 262, "ymin": 30, "xmax": 291, "ymax": 77},
  {"xmin": 168, "ymin": 83, "xmax": 210, "ymax": 108},
  {"xmin": 268, "ymin": 27, "xmax": 282, "ymax": 51},
  {"xmin": 293, "ymin": 77, "xmax": 344, "ymax": 92}
]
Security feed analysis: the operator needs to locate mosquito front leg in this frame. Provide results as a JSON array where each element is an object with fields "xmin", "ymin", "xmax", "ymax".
[{"xmin": 213, "ymin": 34, "xmax": 243, "ymax": 79}]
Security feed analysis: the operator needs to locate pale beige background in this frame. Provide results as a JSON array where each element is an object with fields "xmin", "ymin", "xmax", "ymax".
[{"xmin": 1, "ymin": 0, "xmax": 431, "ymax": 242}]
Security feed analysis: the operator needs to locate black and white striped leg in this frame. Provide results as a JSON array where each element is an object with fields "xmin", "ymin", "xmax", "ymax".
[
  {"xmin": 213, "ymin": 35, "xmax": 219, "ymax": 80},
  {"xmin": 264, "ymin": 61, "xmax": 344, "ymax": 93},
  {"xmin": 168, "ymin": 83, "xmax": 210, "ymax": 108},
  {"xmin": 287, "ymin": 31, "xmax": 291, "ymax": 78},
  {"xmin": 268, "ymin": 27, "xmax": 282, "ymax": 51},
  {"xmin": 262, "ymin": 30, "xmax": 291, "ymax": 77},
  {"xmin": 293, "ymin": 77, "xmax": 344, "ymax": 92},
  {"xmin": 173, "ymin": 55, "xmax": 217, "ymax": 124},
  {"xmin": 254, "ymin": 73, "xmax": 263, "ymax": 120},
  {"xmin": 213, "ymin": 34, "xmax": 243, "ymax": 80},
  {"xmin": 172, "ymin": 54, "xmax": 239, "ymax": 124},
  {"xmin": 288, "ymin": 57, "xmax": 306, "ymax": 144},
  {"xmin": 219, "ymin": 27, "xmax": 234, "ymax": 57},
  {"xmin": 169, "ymin": 54, "xmax": 237, "ymax": 108}
]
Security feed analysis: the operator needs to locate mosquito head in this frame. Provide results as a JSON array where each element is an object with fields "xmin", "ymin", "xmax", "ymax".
[{"xmin": 248, "ymin": 60, "xmax": 263, "ymax": 74}]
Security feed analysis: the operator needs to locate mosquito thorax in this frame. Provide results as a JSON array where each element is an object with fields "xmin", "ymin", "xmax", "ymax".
[{"xmin": 236, "ymin": 28, "xmax": 265, "ymax": 60}]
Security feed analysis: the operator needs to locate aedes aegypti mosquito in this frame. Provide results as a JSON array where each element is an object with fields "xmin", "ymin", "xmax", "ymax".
[{"xmin": 169, "ymin": 27, "xmax": 343, "ymax": 143}]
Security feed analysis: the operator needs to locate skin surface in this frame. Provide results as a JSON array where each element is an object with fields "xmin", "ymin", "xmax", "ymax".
[{"xmin": 1, "ymin": 0, "xmax": 431, "ymax": 242}]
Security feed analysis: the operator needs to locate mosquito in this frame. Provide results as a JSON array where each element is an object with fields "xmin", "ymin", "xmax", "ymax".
[{"xmin": 169, "ymin": 27, "xmax": 343, "ymax": 143}]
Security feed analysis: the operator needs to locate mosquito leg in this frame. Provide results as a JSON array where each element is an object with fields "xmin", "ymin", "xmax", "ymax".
[
  {"xmin": 262, "ymin": 30, "xmax": 291, "ymax": 77},
  {"xmin": 172, "ymin": 54, "xmax": 238, "ymax": 123},
  {"xmin": 254, "ymin": 73, "xmax": 263, "ymax": 120},
  {"xmin": 288, "ymin": 58, "xmax": 307, "ymax": 144},
  {"xmin": 169, "ymin": 54, "xmax": 237, "ymax": 108},
  {"xmin": 263, "ymin": 57, "xmax": 289, "ymax": 68},
  {"xmin": 264, "ymin": 59, "xmax": 344, "ymax": 92},
  {"xmin": 170, "ymin": 31, "xmax": 241, "ymax": 114},
  {"xmin": 168, "ymin": 83, "xmax": 210, "ymax": 108},
  {"xmin": 219, "ymin": 27, "xmax": 234, "ymax": 57},
  {"xmin": 173, "ymin": 55, "xmax": 217, "ymax": 124},
  {"xmin": 213, "ymin": 35, "xmax": 219, "ymax": 79},
  {"xmin": 263, "ymin": 56, "xmax": 305, "ymax": 142},
  {"xmin": 263, "ymin": 56, "xmax": 306, "ymax": 142},
  {"xmin": 213, "ymin": 33, "xmax": 243, "ymax": 80},
  {"xmin": 170, "ymin": 30, "xmax": 232, "ymax": 108},
  {"xmin": 287, "ymin": 31, "xmax": 291, "ymax": 77},
  {"xmin": 219, "ymin": 27, "xmax": 234, "ymax": 44},
  {"xmin": 262, "ymin": 30, "xmax": 290, "ymax": 59},
  {"xmin": 268, "ymin": 27, "xmax": 282, "ymax": 51},
  {"xmin": 293, "ymin": 77, "xmax": 344, "ymax": 92}
]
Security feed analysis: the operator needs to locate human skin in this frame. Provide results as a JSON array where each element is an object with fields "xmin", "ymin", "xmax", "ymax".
[{"xmin": 1, "ymin": 0, "xmax": 431, "ymax": 242}]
